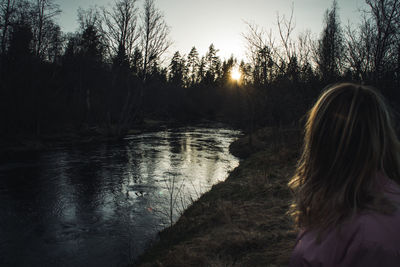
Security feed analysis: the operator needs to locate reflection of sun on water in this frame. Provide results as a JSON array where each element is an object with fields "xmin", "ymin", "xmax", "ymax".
[{"xmin": 231, "ymin": 67, "xmax": 241, "ymax": 81}]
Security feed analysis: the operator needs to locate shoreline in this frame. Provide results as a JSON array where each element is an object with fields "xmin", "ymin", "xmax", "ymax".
[{"xmin": 136, "ymin": 127, "xmax": 300, "ymax": 266}]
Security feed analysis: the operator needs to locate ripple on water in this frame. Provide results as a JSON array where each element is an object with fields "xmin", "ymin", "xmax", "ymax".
[{"xmin": 0, "ymin": 126, "xmax": 241, "ymax": 266}]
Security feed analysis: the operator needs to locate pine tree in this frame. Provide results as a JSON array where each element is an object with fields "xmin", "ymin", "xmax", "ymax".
[
  {"xmin": 317, "ymin": 0, "xmax": 343, "ymax": 82},
  {"xmin": 204, "ymin": 43, "xmax": 220, "ymax": 83},
  {"xmin": 169, "ymin": 51, "xmax": 186, "ymax": 86},
  {"xmin": 186, "ymin": 46, "xmax": 199, "ymax": 86}
]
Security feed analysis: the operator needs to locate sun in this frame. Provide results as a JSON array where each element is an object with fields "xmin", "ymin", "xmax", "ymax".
[{"xmin": 231, "ymin": 67, "xmax": 241, "ymax": 81}]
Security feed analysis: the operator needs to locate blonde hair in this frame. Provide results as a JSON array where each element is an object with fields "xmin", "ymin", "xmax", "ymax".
[{"xmin": 289, "ymin": 83, "xmax": 400, "ymax": 231}]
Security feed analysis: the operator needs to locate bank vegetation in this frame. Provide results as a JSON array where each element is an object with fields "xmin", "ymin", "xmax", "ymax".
[{"xmin": 136, "ymin": 127, "xmax": 301, "ymax": 266}]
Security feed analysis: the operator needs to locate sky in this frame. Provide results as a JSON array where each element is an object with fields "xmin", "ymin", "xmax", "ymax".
[{"xmin": 54, "ymin": 0, "xmax": 368, "ymax": 61}]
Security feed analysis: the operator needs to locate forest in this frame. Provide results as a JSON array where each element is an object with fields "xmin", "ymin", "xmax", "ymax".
[{"xmin": 1, "ymin": 0, "xmax": 400, "ymax": 141}]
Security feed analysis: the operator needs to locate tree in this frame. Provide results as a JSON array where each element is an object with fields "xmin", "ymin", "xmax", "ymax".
[
  {"xmin": 77, "ymin": 6, "xmax": 102, "ymax": 31},
  {"xmin": 344, "ymin": 18, "xmax": 374, "ymax": 81},
  {"xmin": 0, "ymin": 0, "xmax": 17, "ymax": 55},
  {"xmin": 220, "ymin": 56, "xmax": 235, "ymax": 85},
  {"xmin": 316, "ymin": 0, "xmax": 344, "ymax": 82},
  {"xmin": 45, "ymin": 23, "xmax": 62, "ymax": 62},
  {"xmin": 342, "ymin": 0, "xmax": 400, "ymax": 83},
  {"xmin": 253, "ymin": 46, "xmax": 273, "ymax": 85},
  {"xmin": 169, "ymin": 51, "xmax": 186, "ymax": 86},
  {"xmin": 80, "ymin": 24, "xmax": 104, "ymax": 63},
  {"xmin": 103, "ymin": 0, "xmax": 140, "ymax": 63},
  {"xmin": 131, "ymin": 47, "xmax": 142, "ymax": 77},
  {"xmin": 297, "ymin": 30, "xmax": 314, "ymax": 70},
  {"xmin": 365, "ymin": 0, "xmax": 400, "ymax": 81},
  {"xmin": 140, "ymin": 0, "xmax": 171, "ymax": 81},
  {"xmin": 239, "ymin": 60, "xmax": 252, "ymax": 85},
  {"xmin": 276, "ymin": 6, "xmax": 296, "ymax": 63},
  {"xmin": 204, "ymin": 43, "xmax": 220, "ymax": 83},
  {"xmin": 288, "ymin": 55, "xmax": 301, "ymax": 82},
  {"xmin": 197, "ymin": 56, "xmax": 206, "ymax": 83},
  {"xmin": 66, "ymin": 8, "xmax": 107, "ymax": 126},
  {"xmin": 31, "ymin": 0, "xmax": 61, "ymax": 59},
  {"xmin": 77, "ymin": 7, "xmax": 106, "ymax": 63},
  {"xmin": 109, "ymin": 43, "xmax": 140, "ymax": 138},
  {"xmin": 243, "ymin": 22, "xmax": 281, "ymax": 84},
  {"xmin": 186, "ymin": 46, "xmax": 199, "ymax": 86},
  {"xmin": 4, "ymin": 18, "xmax": 36, "ymax": 134}
]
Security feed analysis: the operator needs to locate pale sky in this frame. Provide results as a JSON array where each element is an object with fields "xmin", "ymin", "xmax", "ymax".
[{"xmin": 54, "ymin": 0, "xmax": 367, "ymax": 61}]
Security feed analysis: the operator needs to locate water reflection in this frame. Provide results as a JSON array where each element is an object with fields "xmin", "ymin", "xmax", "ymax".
[{"xmin": 0, "ymin": 126, "xmax": 241, "ymax": 266}]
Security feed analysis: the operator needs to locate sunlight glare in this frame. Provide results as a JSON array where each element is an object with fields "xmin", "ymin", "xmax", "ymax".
[{"xmin": 231, "ymin": 67, "xmax": 241, "ymax": 81}]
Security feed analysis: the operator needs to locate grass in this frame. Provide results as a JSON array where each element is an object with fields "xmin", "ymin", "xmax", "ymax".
[{"xmin": 136, "ymin": 127, "xmax": 302, "ymax": 266}]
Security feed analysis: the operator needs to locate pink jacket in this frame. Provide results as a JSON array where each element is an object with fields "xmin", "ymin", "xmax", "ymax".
[{"xmin": 289, "ymin": 175, "xmax": 400, "ymax": 267}]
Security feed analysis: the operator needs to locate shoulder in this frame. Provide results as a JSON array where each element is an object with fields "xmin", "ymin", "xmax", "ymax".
[
  {"xmin": 357, "ymin": 207, "xmax": 400, "ymax": 250},
  {"xmin": 339, "ymin": 238, "xmax": 400, "ymax": 267},
  {"xmin": 290, "ymin": 176, "xmax": 400, "ymax": 266},
  {"xmin": 363, "ymin": 176, "xmax": 400, "ymax": 247},
  {"xmin": 290, "ymin": 209, "xmax": 400, "ymax": 267},
  {"xmin": 345, "ymin": 175, "xmax": 400, "ymax": 250}
]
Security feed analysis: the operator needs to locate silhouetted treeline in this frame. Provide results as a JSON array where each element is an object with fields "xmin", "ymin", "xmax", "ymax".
[
  {"xmin": 1, "ymin": 0, "xmax": 400, "ymax": 140},
  {"xmin": 241, "ymin": 0, "xmax": 400, "ymax": 130}
]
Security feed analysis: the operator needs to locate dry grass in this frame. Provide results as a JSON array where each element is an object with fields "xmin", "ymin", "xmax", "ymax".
[{"xmin": 136, "ymin": 127, "xmax": 301, "ymax": 267}]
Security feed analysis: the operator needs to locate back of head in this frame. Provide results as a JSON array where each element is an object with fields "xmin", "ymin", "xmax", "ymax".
[{"xmin": 290, "ymin": 83, "xmax": 400, "ymax": 231}]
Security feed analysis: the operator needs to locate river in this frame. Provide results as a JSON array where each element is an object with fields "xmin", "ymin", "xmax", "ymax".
[{"xmin": 0, "ymin": 126, "xmax": 241, "ymax": 266}]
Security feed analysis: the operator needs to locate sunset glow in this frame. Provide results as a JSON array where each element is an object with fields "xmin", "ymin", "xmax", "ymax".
[{"xmin": 231, "ymin": 67, "xmax": 241, "ymax": 81}]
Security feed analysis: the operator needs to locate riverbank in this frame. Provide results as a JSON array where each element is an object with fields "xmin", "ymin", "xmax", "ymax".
[{"xmin": 136, "ymin": 127, "xmax": 301, "ymax": 266}]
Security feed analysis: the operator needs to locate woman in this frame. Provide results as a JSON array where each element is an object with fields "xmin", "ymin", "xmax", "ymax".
[{"xmin": 289, "ymin": 83, "xmax": 400, "ymax": 266}]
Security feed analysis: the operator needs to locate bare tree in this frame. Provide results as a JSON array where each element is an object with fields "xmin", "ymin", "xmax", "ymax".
[
  {"xmin": 31, "ymin": 0, "xmax": 61, "ymax": 59},
  {"xmin": 0, "ymin": 0, "xmax": 17, "ymax": 55},
  {"xmin": 243, "ymin": 5, "xmax": 297, "ymax": 84},
  {"xmin": 364, "ymin": 0, "xmax": 400, "ymax": 81},
  {"xmin": 243, "ymin": 22, "xmax": 273, "ymax": 66},
  {"xmin": 140, "ymin": 0, "xmax": 171, "ymax": 81},
  {"xmin": 242, "ymin": 22, "xmax": 278, "ymax": 84},
  {"xmin": 343, "ymin": 18, "xmax": 374, "ymax": 81},
  {"xmin": 343, "ymin": 0, "xmax": 400, "ymax": 82},
  {"xmin": 77, "ymin": 6, "xmax": 102, "ymax": 32},
  {"xmin": 276, "ymin": 5, "xmax": 296, "ymax": 63},
  {"xmin": 296, "ymin": 30, "xmax": 314, "ymax": 70},
  {"xmin": 102, "ymin": 0, "xmax": 140, "ymax": 62},
  {"xmin": 100, "ymin": 1, "xmax": 142, "ymax": 137}
]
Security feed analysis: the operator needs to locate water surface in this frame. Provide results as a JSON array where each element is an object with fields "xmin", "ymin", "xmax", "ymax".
[{"xmin": 0, "ymin": 126, "xmax": 241, "ymax": 266}]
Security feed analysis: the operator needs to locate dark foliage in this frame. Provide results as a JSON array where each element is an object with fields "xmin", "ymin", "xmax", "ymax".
[{"xmin": 1, "ymin": 0, "xmax": 399, "ymax": 141}]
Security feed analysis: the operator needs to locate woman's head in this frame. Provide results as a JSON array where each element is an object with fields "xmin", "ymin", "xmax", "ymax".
[{"xmin": 289, "ymin": 83, "xmax": 400, "ymax": 230}]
